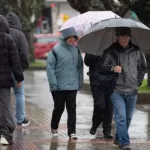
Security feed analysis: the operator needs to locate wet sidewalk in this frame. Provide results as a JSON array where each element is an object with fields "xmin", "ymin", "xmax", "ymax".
[{"xmin": 3, "ymin": 70, "xmax": 150, "ymax": 150}]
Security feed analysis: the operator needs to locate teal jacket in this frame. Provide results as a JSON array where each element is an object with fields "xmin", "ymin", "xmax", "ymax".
[{"xmin": 46, "ymin": 28, "xmax": 83, "ymax": 91}]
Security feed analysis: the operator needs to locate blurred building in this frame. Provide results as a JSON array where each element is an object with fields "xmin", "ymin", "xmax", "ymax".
[{"xmin": 40, "ymin": 0, "xmax": 79, "ymax": 34}]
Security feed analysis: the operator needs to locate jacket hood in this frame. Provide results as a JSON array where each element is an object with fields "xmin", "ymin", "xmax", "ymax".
[
  {"xmin": 6, "ymin": 12, "xmax": 22, "ymax": 31},
  {"xmin": 0, "ymin": 15, "xmax": 9, "ymax": 33},
  {"xmin": 60, "ymin": 27, "xmax": 78, "ymax": 41}
]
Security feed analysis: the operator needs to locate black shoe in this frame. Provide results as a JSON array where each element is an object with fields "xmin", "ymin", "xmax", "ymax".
[
  {"xmin": 17, "ymin": 118, "xmax": 30, "ymax": 127},
  {"xmin": 121, "ymin": 144, "xmax": 131, "ymax": 150},
  {"xmin": 114, "ymin": 139, "xmax": 122, "ymax": 148},
  {"xmin": 103, "ymin": 133, "xmax": 113, "ymax": 139},
  {"xmin": 89, "ymin": 126, "xmax": 97, "ymax": 135},
  {"xmin": 114, "ymin": 139, "xmax": 119, "ymax": 145}
]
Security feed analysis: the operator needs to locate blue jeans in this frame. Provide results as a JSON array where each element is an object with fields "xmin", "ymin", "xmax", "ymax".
[
  {"xmin": 12, "ymin": 75, "xmax": 25, "ymax": 123},
  {"xmin": 110, "ymin": 91, "xmax": 137, "ymax": 146}
]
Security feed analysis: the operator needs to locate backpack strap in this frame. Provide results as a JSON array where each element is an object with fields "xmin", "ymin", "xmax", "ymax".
[
  {"xmin": 74, "ymin": 45, "xmax": 81, "ymax": 54},
  {"xmin": 51, "ymin": 48, "xmax": 57, "ymax": 60}
]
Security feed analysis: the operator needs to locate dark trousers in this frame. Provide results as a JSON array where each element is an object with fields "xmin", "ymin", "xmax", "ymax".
[
  {"xmin": 0, "ymin": 88, "xmax": 15, "ymax": 139},
  {"xmin": 51, "ymin": 90, "xmax": 77, "ymax": 135},
  {"xmin": 91, "ymin": 85, "xmax": 113, "ymax": 135}
]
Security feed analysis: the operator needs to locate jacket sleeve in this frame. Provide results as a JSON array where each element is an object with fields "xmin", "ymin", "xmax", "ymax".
[
  {"xmin": 46, "ymin": 51, "xmax": 57, "ymax": 91},
  {"xmin": 19, "ymin": 32, "xmax": 29, "ymax": 70},
  {"xmin": 137, "ymin": 52, "xmax": 147, "ymax": 86},
  {"xmin": 8, "ymin": 36, "xmax": 24, "ymax": 82},
  {"xmin": 78, "ymin": 51, "xmax": 84, "ymax": 90},
  {"xmin": 84, "ymin": 53, "xmax": 98, "ymax": 66},
  {"xmin": 100, "ymin": 50, "xmax": 114, "ymax": 74}
]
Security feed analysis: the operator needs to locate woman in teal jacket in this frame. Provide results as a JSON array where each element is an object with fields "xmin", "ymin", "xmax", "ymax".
[{"xmin": 46, "ymin": 27, "xmax": 83, "ymax": 139}]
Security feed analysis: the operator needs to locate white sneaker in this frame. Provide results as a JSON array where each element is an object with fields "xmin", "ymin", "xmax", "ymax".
[
  {"xmin": 51, "ymin": 128, "xmax": 58, "ymax": 136},
  {"xmin": 0, "ymin": 135, "xmax": 9, "ymax": 145},
  {"xmin": 69, "ymin": 133, "xmax": 78, "ymax": 140}
]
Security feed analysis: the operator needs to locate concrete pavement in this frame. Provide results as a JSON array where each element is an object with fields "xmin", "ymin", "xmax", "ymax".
[{"xmin": 2, "ymin": 70, "xmax": 150, "ymax": 150}]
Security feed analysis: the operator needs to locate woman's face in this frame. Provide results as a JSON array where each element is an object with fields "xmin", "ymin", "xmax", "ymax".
[
  {"xmin": 117, "ymin": 35, "xmax": 130, "ymax": 48},
  {"xmin": 66, "ymin": 36, "xmax": 76, "ymax": 45}
]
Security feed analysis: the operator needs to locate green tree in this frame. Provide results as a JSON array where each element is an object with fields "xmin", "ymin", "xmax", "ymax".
[
  {"xmin": 0, "ymin": 0, "xmax": 44, "ymax": 62},
  {"xmin": 67, "ymin": 0, "xmax": 133, "ymax": 17}
]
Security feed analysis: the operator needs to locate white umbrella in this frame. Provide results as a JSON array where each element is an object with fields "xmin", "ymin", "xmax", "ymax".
[
  {"xmin": 78, "ymin": 18, "xmax": 150, "ymax": 55},
  {"xmin": 59, "ymin": 11, "xmax": 120, "ymax": 36}
]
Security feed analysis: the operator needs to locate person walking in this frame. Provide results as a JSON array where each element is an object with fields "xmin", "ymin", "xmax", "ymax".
[
  {"xmin": 84, "ymin": 54, "xmax": 113, "ymax": 138},
  {"xmin": 101, "ymin": 27, "xmax": 147, "ymax": 150},
  {"xmin": 0, "ymin": 15, "xmax": 24, "ymax": 145},
  {"xmin": 6, "ymin": 12, "xmax": 30, "ymax": 127},
  {"xmin": 46, "ymin": 27, "xmax": 83, "ymax": 139}
]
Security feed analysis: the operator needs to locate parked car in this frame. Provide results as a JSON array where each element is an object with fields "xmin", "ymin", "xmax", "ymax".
[{"xmin": 33, "ymin": 34, "xmax": 58, "ymax": 59}]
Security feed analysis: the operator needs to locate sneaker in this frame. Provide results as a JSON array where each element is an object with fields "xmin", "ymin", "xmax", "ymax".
[
  {"xmin": 103, "ymin": 133, "xmax": 113, "ymax": 139},
  {"xmin": 89, "ymin": 126, "xmax": 97, "ymax": 135},
  {"xmin": 51, "ymin": 128, "xmax": 58, "ymax": 136},
  {"xmin": 0, "ymin": 135, "xmax": 14, "ymax": 145},
  {"xmin": 17, "ymin": 118, "xmax": 30, "ymax": 127},
  {"xmin": 69, "ymin": 133, "xmax": 77, "ymax": 140},
  {"xmin": 121, "ymin": 144, "xmax": 131, "ymax": 150}
]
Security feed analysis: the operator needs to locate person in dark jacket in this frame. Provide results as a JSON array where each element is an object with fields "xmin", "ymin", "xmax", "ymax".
[
  {"xmin": 84, "ymin": 54, "xmax": 113, "ymax": 138},
  {"xmin": 0, "ymin": 15, "xmax": 24, "ymax": 145},
  {"xmin": 101, "ymin": 27, "xmax": 147, "ymax": 150},
  {"xmin": 6, "ymin": 12, "xmax": 30, "ymax": 127}
]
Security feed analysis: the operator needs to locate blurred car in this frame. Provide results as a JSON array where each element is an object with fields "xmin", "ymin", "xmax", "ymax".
[{"xmin": 33, "ymin": 34, "xmax": 59, "ymax": 59}]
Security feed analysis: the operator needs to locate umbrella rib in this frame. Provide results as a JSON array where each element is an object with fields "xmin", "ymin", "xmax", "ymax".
[
  {"xmin": 131, "ymin": 28, "xmax": 141, "ymax": 48},
  {"xmin": 95, "ymin": 28, "xmax": 111, "ymax": 56}
]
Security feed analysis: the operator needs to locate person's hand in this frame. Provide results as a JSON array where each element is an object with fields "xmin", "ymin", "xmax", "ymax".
[
  {"xmin": 17, "ymin": 82, "xmax": 22, "ymax": 88},
  {"xmin": 114, "ymin": 66, "xmax": 122, "ymax": 73}
]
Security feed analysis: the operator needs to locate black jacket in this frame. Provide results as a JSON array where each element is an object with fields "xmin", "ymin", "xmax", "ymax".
[
  {"xmin": 84, "ymin": 53, "xmax": 116, "ymax": 95},
  {"xmin": 101, "ymin": 42, "xmax": 147, "ymax": 94},
  {"xmin": 84, "ymin": 54, "xmax": 103, "ymax": 85},
  {"xmin": 0, "ymin": 15, "xmax": 24, "ymax": 87},
  {"xmin": 6, "ymin": 12, "xmax": 29, "ymax": 71}
]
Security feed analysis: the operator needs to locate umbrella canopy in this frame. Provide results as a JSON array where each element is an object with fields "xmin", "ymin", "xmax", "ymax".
[
  {"xmin": 78, "ymin": 18, "xmax": 150, "ymax": 56},
  {"xmin": 59, "ymin": 11, "xmax": 120, "ymax": 36}
]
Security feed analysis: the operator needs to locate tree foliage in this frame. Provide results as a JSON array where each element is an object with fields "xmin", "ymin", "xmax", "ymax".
[
  {"xmin": 132, "ymin": 0, "xmax": 150, "ymax": 86},
  {"xmin": 0, "ymin": 0, "xmax": 44, "ymax": 62},
  {"xmin": 133, "ymin": 0, "xmax": 150, "ymax": 26},
  {"xmin": 0, "ymin": 0, "xmax": 44, "ymax": 31},
  {"xmin": 67, "ymin": 0, "xmax": 135, "ymax": 17}
]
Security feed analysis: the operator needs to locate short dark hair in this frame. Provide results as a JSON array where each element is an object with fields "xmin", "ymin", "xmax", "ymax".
[{"xmin": 115, "ymin": 27, "xmax": 131, "ymax": 37}]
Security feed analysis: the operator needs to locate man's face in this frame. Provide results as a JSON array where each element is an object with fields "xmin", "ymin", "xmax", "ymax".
[
  {"xmin": 66, "ymin": 36, "xmax": 76, "ymax": 45},
  {"xmin": 117, "ymin": 35, "xmax": 130, "ymax": 48}
]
